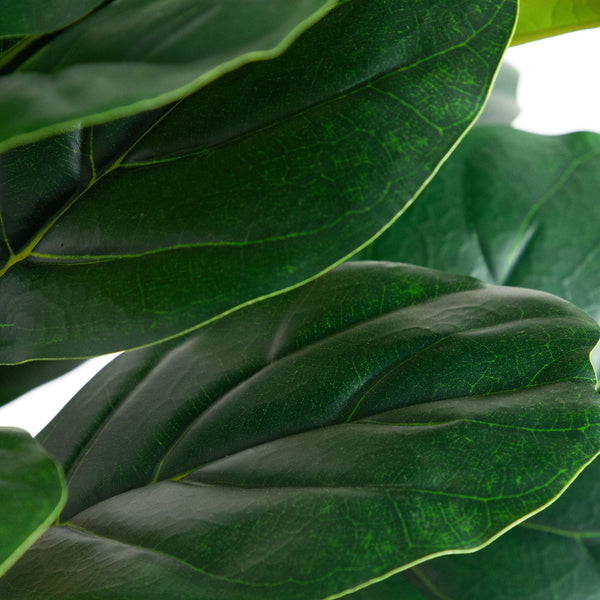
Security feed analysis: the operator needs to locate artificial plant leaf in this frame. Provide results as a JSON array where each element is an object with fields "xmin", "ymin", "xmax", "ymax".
[
  {"xmin": 0, "ymin": 0, "xmax": 516, "ymax": 364},
  {"xmin": 356, "ymin": 126, "xmax": 600, "ymax": 320},
  {"xmin": 352, "ymin": 447, "xmax": 600, "ymax": 600},
  {"xmin": 0, "ymin": 360, "xmax": 83, "ymax": 408},
  {"xmin": 346, "ymin": 525, "xmax": 600, "ymax": 600},
  {"xmin": 3, "ymin": 263, "xmax": 600, "ymax": 599},
  {"xmin": 0, "ymin": 0, "xmax": 338, "ymax": 151},
  {"xmin": 345, "ymin": 572, "xmax": 431, "ymax": 600},
  {"xmin": 0, "ymin": 427, "xmax": 66, "ymax": 577},
  {"xmin": 513, "ymin": 0, "xmax": 600, "ymax": 45},
  {"xmin": 0, "ymin": 1, "xmax": 104, "ymax": 37}
]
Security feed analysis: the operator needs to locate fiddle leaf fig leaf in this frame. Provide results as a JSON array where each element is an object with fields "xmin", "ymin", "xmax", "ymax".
[
  {"xmin": 513, "ymin": 0, "xmax": 600, "ymax": 45},
  {"xmin": 353, "ymin": 445, "xmax": 600, "ymax": 600},
  {"xmin": 0, "ymin": 427, "xmax": 66, "ymax": 577},
  {"xmin": 356, "ymin": 126, "xmax": 600, "ymax": 321},
  {"xmin": 0, "ymin": 0, "xmax": 516, "ymax": 363},
  {"xmin": 3, "ymin": 263, "xmax": 600, "ymax": 599},
  {"xmin": 0, "ymin": 0, "xmax": 337, "ymax": 150},
  {"xmin": 0, "ymin": 1, "xmax": 104, "ymax": 37}
]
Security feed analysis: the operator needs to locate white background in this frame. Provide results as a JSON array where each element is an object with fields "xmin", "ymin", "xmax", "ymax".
[{"xmin": 1, "ymin": 28, "xmax": 599, "ymax": 436}]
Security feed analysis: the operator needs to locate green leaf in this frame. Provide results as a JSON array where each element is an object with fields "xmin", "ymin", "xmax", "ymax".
[
  {"xmin": 3, "ymin": 263, "xmax": 600, "ymax": 599},
  {"xmin": 0, "ymin": 427, "xmax": 66, "ymax": 577},
  {"xmin": 513, "ymin": 0, "xmax": 600, "ymax": 45},
  {"xmin": 0, "ymin": 1, "xmax": 104, "ymax": 37},
  {"xmin": 356, "ymin": 126, "xmax": 600, "ymax": 321},
  {"xmin": 348, "ymin": 342, "xmax": 600, "ymax": 599},
  {"xmin": 347, "ymin": 526, "xmax": 600, "ymax": 599},
  {"xmin": 0, "ymin": 0, "xmax": 516, "ymax": 363},
  {"xmin": 354, "ymin": 452, "xmax": 600, "ymax": 600},
  {"xmin": 0, "ymin": 0, "xmax": 338, "ymax": 151},
  {"xmin": 0, "ymin": 360, "xmax": 83, "ymax": 408},
  {"xmin": 346, "ymin": 572, "xmax": 430, "ymax": 600}
]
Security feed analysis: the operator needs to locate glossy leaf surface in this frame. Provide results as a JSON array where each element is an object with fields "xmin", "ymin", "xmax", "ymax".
[
  {"xmin": 357, "ymin": 126, "xmax": 600, "ymax": 320},
  {"xmin": 0, "ymin": 0, "xmax": 336, "ymax": 150},
  {"xmin": 0, "ymin": 360, "xmax": 82, "ymax": 408},
  {"xmin": 3, "ymin": 263, "xmax": 600, "ymax": 599},
  {"xmin": 355, "ymin": 453, "xmax": 600, "ymax": 600},
  {"xmin": 0, "ymin": 427, "xmax": 66, "ymax": 577},
  {"xmin": 513, "ymin": 0, "xmax": 600, "ymax": 45},
  {"xmin": 0, "ymin": 1, "xmax": 104, "ymax": 37},
  {"xmin": 0, "ymin": 0, "xmax": 516, "ymax": 363}
]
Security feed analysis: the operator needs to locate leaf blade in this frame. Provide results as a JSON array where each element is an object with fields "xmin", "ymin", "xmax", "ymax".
[
  {"xmin": 0, "ymin": 0, "xmax": 338, "ymax": 151},
  {"xmin": 0, "ymin": 427, "xmax": 66, "ymax": 577},
  {"xmin": 356, "ymin": 126, "xmax": 600, "ymax": 320},
  {"xmin": 352, "ymin": 453, "xmax": 600, "ymax": 600},
  {"xmin": 0, "ymin": 0, "xmax": 517, "ymax": 362},
  {"xmin": 513, "ymin": 0, "xmax": 600, "ymax": 45},
  {"xmin": 0, "ymin": 1, "xmax": 104, "ymax": 37},
  {"xmin": 3, "ymin": 263, "xmax": 599, "ymax": 598}
]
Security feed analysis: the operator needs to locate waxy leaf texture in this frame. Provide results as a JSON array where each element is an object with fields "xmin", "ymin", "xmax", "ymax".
[
  {"xmin": 3, "ymin": 263, "xmax": 600, "ymax": 599},
  {"xmin": 0, "ymin": 0, "xmax": 516, "ymax": 363},
  {"xmin": 0, "ymin": 0, "xmax": 335, "ymax": 150},
  {"xmin": 0, "ymin": 1, "xmax": 103, "ymax": 36},
  {"xmin": 355, "ymin": 454, "xmax": 600, "ymax": 599},
  {"xmin": 0, "ymin": 428, "xmax": 66, "ymax": 577},
  {"xmin": 358, "ymin": 126, "xmax": 600, "ymax": 320}
]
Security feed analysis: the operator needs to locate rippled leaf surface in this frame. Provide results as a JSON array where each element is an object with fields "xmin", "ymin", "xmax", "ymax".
[
  {"xmin": 0, "ymin": 0, "xmax": 515, "ymax": 363},
  {"xmin": 0, "ymin": 428, "xmax": 66, "ymax": 577},
  {"xmin": 355, "ymin": 452, "xmax": 600, "ymax": 600},
  {"xmin": 357, "ymin": 127, "xmax": 600, "ymax": 320},
  {"xmin": 513, "ymin": 0, "xmax": 600, "ymax": 45},
  {"xmin": 0, "ymin": 0, "xmax": 335, "ymax": 150},
  {"xmin": 0, "ymin": 1, "xmax": 104, "ymax": 37},
  {"xmin": 3, "ymin": 263, "xmax": 600, "ymax": 599}
]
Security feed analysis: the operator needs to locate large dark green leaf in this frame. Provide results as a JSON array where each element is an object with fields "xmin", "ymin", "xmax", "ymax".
[
  {"xmin": 0, "ymin": 427, "xmax": 66, "ymax": 577},
  {"xmin": 0, "ymin": 1, "xmax": 104, "ymax": 37},
  {"xmin": 353, "ymin": 447, "xmax": 600, "ymax": 600},
  {"xmin": 512, "ymin": 0, "xmax": 600, "ymax": 45},
  {"xmin": 0, "ymin": 0, "xmax": 516, "ymax": 363},
  {"xmin": 3, "ymin": 263, "xmax": 600, "ymax": 599},
  {"xmin": 0, "ymin": 360, "xmax": 83, "ymax": 408},
  {"xmin": 0, "ymin": 0, "xmax": 337, "ymax": 150},
  {"xmin": 357, "ymin": 126, "xmax": 600, "ymax": 320}
]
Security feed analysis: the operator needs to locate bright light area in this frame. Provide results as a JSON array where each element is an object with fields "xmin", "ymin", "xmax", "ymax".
[
  {"xmin": 506, "ymin": 28, "xmax": 600, "ymax": 134},
  {"xmin": 0, "ymin": 354, "xmax": 119, "ymax": 435},
  {"xmin": 0, "ymin": 28, "xmax": 598, "ymax": 436}
]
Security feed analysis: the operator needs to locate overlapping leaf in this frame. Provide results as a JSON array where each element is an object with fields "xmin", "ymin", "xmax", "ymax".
[
  {"xmin": 0, "ymin": 1, "xmax": 104, "ymax": 37},
  {"xmin": 0, "ymin": 0, "xmax": 516, "ymax": 363},
  {"xmin": 352, "ymin": 444, "xmax": 600, "ymax": 600},
  {"xmin": 0, "ymin": 0, "xmax": 336, "ymax": 150},
  {"xmin": 0, "ymin": 427, "xmax": 66, "ymax": 577},
  {"xmin": 2, "ymin": 263, "xmax": 600, "ymax": 599},
  {"xmin": 513, "ymin": 0, "xmax": 600, "ymax": 45},
  {"xmin": 356, "ymin": 126, "xmax": 600, "ymax": 320}
]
